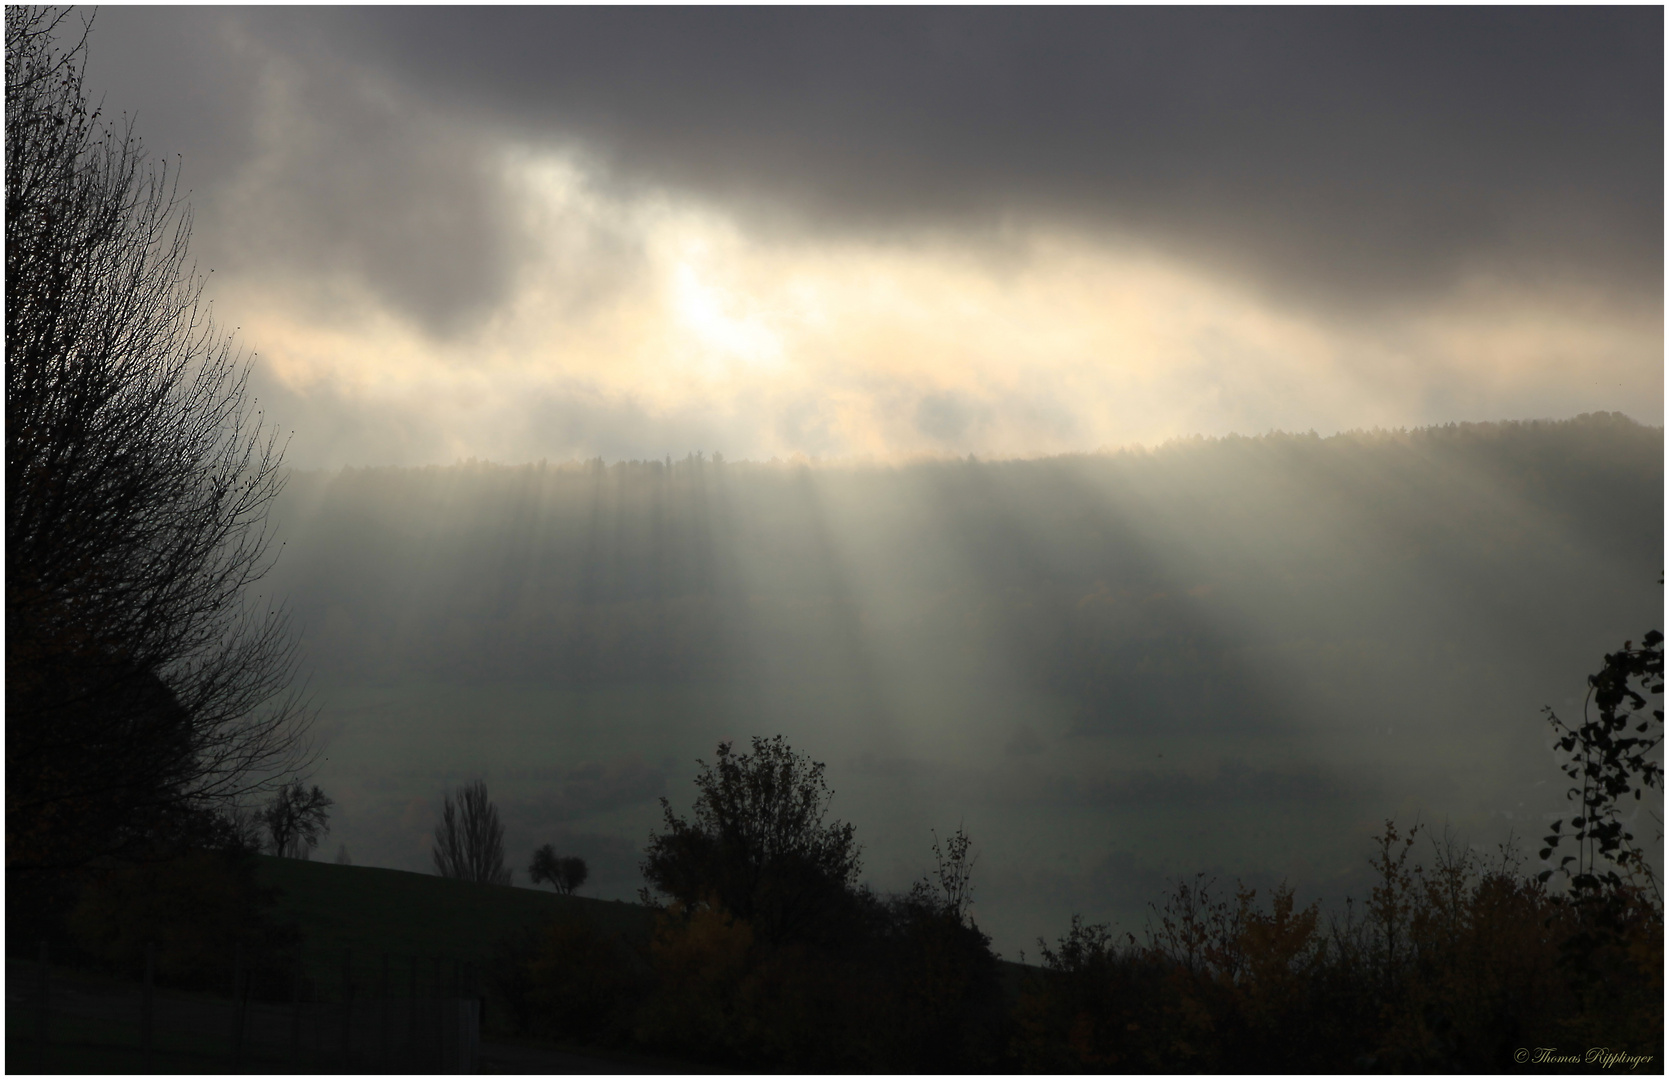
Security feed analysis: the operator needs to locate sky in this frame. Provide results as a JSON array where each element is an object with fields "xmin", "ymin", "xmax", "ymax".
[{"xmin": 77, "ymin": 7, "xmax": 1663, "ymax": 468}]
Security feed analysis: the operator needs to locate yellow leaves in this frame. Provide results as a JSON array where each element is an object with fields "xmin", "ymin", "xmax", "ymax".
[
  {"xmin": 1065, "ymin": 1011, "xmax": 1119, "ymax": 1068},
  {"xmin": 632, "ymin": 901, "xmax": 764, "ymax": 1058},
  {"xmin": 1235, "ymin": 883, "xmax": 1321, "ymax": 989},
  {"xmin": 649, "ymin": 899, "xmax": 756, "ymax": 986}
]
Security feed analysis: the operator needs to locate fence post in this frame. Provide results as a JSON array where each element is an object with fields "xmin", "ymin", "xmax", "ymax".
[
  {"xmin": 435, "ymin": 956, "xmax": 447, "ymax": 1073},
  {"xmin": 239, "ymin": 940, "xmax": 250, "ymax": 1068},
  {"xmin": 464, "ymin": 991, "xmax": 480, "ymax": 1074},
  {"xmin": 37, "ymin": 939, "xmax": 50, "ymax": 1053},
  {"xmin": 229, "ymin": 939, "xmax": 244, "ymax": 1070},
  {"xmin": 341, "ymin": 947, "xmax": 354, "ymax": 1069},
  {"xmin": 380, "ymin": 951, "xmax": 390, "ymax": 1070},
  {"xmin": 290, "ymin": 960, "xmax": 302, "ymax": 1069},
  {"xmin": 408, "ymin": 954, "xmax": 418, "ymax": 1070},
  {"xmin": 465, "ymin": 960, "xmax": 480, "ymax": 1071},
  {"xmin": 143, "ymin": 941, "xmax": 155, "ymax": 1069}
]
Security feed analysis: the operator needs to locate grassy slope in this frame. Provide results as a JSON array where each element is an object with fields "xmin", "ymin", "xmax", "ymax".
[
  {"xmin": 256, "ymin": 856, "xmax": 653, "ymax": 986},
  {"xmin": 258, "ymin": 853, "xmax": 1034, "ymax": 1067},
  {"xmin": 254, "ymin": 858, "xmax": 724, "ymax": 1069}
]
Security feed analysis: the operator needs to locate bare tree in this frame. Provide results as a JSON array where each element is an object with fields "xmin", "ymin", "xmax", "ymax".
[
  {"xmin": 262, "ymin": 781, "xmax": 333, "ymax": 859},
  {"xmin": 529, "ymin": 843, "xmax": 589, "ymax": 895},
  {"xmin": 6, "ymin": 7, "xmax": 311, "ymax": 873},
  {"xmin": 433, "ymin": 781, "xmax": 512, "ymax": 885},
  {"xmin": 915, "ymin": 826, "xmax": 977, "ymax": 924}
]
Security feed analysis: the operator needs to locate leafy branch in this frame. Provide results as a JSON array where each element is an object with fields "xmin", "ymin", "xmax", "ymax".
[{"xmin": 1539, "ymin": 628, "xmax": 1663, "ymax": 897}]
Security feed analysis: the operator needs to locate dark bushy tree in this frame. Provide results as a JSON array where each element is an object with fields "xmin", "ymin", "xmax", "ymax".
[
  {"xmin": 6, "ymin": 6, "xmax": 309, "ymax": 874},
  {"xmin": 640, "ymin": 735, "xmax": 860, "ymax": 946},
  {"xmin": 433, "ymin": 780, "xmax": 511, "ymax": 885},
  {"xmin": 529, "ymin": 843, "xmax": 588, "ymax": 895},
  {"xmin": 558, "ymin": 856, "xmax": 588, "ymax": 894}
]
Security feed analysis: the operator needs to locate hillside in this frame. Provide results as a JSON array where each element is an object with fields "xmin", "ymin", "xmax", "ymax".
[
  {"xmin": 259, "ymin": 854, "xmax": 1031, "ymax": 996},
  {"xmin": 256, "ymin": 856, "xmax": 652, "ymax": 990}
]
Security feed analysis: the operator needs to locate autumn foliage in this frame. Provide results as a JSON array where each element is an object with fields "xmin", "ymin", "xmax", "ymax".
[
  {"xmin": 492, "ymin": 619, "xmax": 1661, "ymax": 1071},
  {"xmin": 1012, "ymin": 824, "xmax": 1661, "ymax": 1072}
]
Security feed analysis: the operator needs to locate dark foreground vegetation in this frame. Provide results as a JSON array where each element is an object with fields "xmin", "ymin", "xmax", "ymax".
[
  {"xmin": 479, "ymin": 702, "xmax": 1663, "ymax": 1073},
  {"xmin": 8, "ymin": 628, "xmax": 1661, "ymax": 1073}
]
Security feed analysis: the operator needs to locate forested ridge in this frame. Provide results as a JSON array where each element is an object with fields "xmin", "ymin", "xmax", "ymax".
[{"xmin": 272, "ymin": 413, "xmax": 1660, "ymax": 725}]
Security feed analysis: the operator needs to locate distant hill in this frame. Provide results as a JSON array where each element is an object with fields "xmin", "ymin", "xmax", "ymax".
[{"xmin": 269, "ymin": 411, "xmax": 1661, "ymax": 712}]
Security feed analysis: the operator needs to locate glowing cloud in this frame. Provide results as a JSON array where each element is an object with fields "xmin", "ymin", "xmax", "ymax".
[{"xmin": 223, "ymin": 146, "xmax": 1661, "ymax": 468}]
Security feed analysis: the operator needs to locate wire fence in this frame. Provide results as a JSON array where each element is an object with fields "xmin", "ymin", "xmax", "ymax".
[{"xmin": 10, "ymin": 940, "xmax": 481, "ymax": 1073}]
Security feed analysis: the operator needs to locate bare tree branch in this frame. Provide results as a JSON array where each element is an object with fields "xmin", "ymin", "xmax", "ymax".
[
  {"xmin": 433, "ymin": 781, "xmax": 512, "ymax": 885},
  {"xmin": 6, "ymin": 6, "xmax": 313, "ymax": 873}
]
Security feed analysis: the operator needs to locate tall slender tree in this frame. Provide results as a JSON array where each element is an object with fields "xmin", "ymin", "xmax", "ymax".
[
  {"xmin": 6, "ymin": 7, "xmax": 311, "ymax": 873},
  {"xmin": 433, "ymin": 781, "xmax": 512, "ymax": 885}
]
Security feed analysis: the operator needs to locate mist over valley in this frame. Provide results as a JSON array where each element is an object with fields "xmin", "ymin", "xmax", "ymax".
[{"xmin": 268, "ymin": 413, "xmax": 1662, "ymax": 957}]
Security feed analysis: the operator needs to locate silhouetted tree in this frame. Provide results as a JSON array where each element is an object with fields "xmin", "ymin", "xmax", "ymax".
[
  {"xmin": 529, "ymin": 843, "xmax": 558, "ymax": 887},
  {"xmin": 6, "ymin": 6, "xmax": 309, "ymax": 874},
  {"xmin": 1540, "ymin": 627, "xmax": 1664, "ymax": 895},
  {"xmin": 530, "ymin": 843, "xmax": 589, "ymax": 895},
  {"xmin": 433, "ymin": 780, "xmax": 511, "ymax": 885},
  {"xmin": 641, "ymin": 735, "xmax": 860, "ymax": 945},
  {"xmin": 914, "ymin": 825, "xmax": 977, "ymax": 923},
  {"xmin": 261, "ymin": 781, "xmax": 332, "ymax": 859}
]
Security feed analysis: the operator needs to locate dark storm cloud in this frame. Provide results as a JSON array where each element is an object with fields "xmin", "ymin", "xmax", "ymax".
[
  {"xmin": 81, "ymin": 6, "xmax": 527, "ymax": 336},
  {"xmin": 219, "ymin": 63, "xmax": 521, "ymax": 337},
  {"xmin": 84, "ymin": 7, "xmax": 1661, "ymax": 329},
  {"xmin": 1042, "ymin": 759, "xmax": 1354, "ymax": 810},
  {"xmin": 498, "ymin": 760, "xmax": 668, "ymax": 822},
  {"xmin": 309, "ymin": 6, "xmax": 1663, "ymax": 303}
]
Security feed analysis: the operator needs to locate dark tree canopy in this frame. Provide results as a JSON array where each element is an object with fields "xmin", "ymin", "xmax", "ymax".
[
  {"xmin": 5, "ymin": 7, "xmax": 309, "ymax": 873},
  {"xmin": 529, "ymin": 843, "xmax": 589, "ymax": 895},
  {"xmin": 433, "ymin": 780, "xmax": 512, "ymax": 885},
  {"xmin": 641, "ymin": 735, "xmax": 861, "ymax": 944},
  {"xmin": 556, "ymin": 855, "xmax": 588, "ymax": 895}
]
